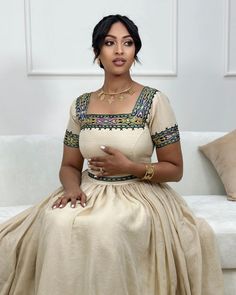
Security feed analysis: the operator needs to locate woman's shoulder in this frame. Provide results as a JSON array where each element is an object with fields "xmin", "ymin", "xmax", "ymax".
[
  {"xmin": 144, "ymin": 88, "xmax": 175, "ymax": 120},
  {"xmin": 146, "ymin": 87, "xmax": 171, "ymax": 104},
  {"xmin": 140, "ymin": 86, "xmax": 169, "ymax": 106},
  {"xmin": 68, "ymin": 92, "xmax": 91, "ymax": 110},
  {"xmin": 67, "ymin": 92, "xmax": 91, "ymax": 119},
  {"xmin": 74, "ymin": 92, "xmax": 91, "ymax": 104},
  {"xmin": 140, "ymin": 85, "xmax": 170, "ymax": 98}
]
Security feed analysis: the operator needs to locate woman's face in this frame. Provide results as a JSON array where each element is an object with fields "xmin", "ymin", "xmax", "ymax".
[{"xmin": 98, "ymin": 22, "xmax": 136, "ymax": 75}]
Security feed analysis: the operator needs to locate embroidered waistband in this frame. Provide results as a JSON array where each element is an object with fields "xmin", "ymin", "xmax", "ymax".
[{"xmin": 88, "ymin": 172, "xmax": 137, "ymax": 182}]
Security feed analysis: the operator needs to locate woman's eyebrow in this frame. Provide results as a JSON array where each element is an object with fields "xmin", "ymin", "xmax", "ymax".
[{"xmin": 105, "ymin": 34, "xmax": 132, "ymax": 39}]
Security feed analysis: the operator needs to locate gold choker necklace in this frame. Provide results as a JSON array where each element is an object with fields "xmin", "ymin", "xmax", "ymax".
[{"xmin": 98, "ymin": 84, "xmax": 135, "ymax": 104}]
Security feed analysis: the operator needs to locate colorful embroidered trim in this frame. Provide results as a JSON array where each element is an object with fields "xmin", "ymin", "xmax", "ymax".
[
  {"xmin": 81, "ymin": 114, "xmax": 144, "ymax": 130},
  {"xmin": 151, "ymin": 124, "xmax": 180, "ymax": 148},
  {"xmin": 64, "ymin": 130, "xmax": 80, "ymax": 148},
  {"xmin": 75, "ymin": 87, "xmax": 158, "ymax": 130},
  {"xmin": 88, "ymin": 172, "xmax": 137, "ymax": 182}
]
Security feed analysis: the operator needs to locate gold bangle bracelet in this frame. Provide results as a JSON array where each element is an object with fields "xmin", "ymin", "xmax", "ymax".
[{"xmin": 142, "ymin": 164, "xmax": 155, "ymax": 180}]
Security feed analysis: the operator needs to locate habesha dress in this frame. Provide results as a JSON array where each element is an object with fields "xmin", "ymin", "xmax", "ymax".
[{"xmin": 0, "ymin": 86, "xmax": 224, "ymax": 295}]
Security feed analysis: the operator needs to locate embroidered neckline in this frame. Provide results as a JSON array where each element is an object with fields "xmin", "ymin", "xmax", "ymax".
[
  {"xmin": 75, "ymin": 86, "xmax": 158, "ymax": 130},
  {"xmin": 85, "ymin": 86, "xmax": 148, "ymax": 117}
]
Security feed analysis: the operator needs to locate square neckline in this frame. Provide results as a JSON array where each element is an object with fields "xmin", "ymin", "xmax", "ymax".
[{"xmin": 85, "ymin": 86, "xmax": 148, "ymax": 117}]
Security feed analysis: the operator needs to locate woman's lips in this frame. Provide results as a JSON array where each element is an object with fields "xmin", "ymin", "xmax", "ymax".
[{"xmin": 112, "ymin": 58, "xmax": 126, "ymax": 66}]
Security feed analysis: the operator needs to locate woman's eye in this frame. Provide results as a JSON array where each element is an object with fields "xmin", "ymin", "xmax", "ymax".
[
  {"xmin": 104, "ymin": 40, "xmax": 114, "ymax": 46},
  {"xmin": 124, "ymin": 40, "xmax": 134, "ymax": 46}
]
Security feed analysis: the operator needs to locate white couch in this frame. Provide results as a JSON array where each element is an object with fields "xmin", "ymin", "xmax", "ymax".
[{"xmin": 0, "ymin": 132, "xmax": 235, "ymax": 295}]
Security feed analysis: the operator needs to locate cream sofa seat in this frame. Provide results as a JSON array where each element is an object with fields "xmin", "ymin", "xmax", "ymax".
[{"xmin": 0, "ymin": 132, "xmax": 236, "ymax": 295}]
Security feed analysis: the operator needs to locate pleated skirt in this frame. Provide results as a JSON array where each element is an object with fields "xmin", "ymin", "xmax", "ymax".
[{"xmin": 0, "ymin": 171, "xmax": 224, "ymax": 295}]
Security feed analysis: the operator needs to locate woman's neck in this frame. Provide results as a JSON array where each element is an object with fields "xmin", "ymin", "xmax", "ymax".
[{"xmin": 102, "ymin": 73, "xmax": 134, "ymax": 93}]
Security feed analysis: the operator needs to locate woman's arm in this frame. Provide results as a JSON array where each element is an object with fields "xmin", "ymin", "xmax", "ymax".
[
  {"xmin": 89, "ymin": 141, "xmax": 183, "ymax": 184},
  {"xmin": 59, "ymin": 145, "xmax": 84, "ymax": 190},
  {"xmin": 52, "ymin": 146, "xmax": 87, "ymax": 208},
  {"xmin": 127, "ymin": 141, "xmax": 183, "ymax": 183}
]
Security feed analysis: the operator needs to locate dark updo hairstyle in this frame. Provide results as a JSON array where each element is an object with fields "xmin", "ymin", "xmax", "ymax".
[{"xmin": 92, "ymin": 14, "xmax": 142, "ymax": 68}]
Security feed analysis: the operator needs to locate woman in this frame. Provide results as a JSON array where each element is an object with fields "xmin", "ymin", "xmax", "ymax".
[{"xmin": 0, "ymin": 14, "xmax": 224, "ymax": 295}]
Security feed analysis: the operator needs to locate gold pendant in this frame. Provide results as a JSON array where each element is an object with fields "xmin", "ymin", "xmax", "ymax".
[
  {"xmin": 128, "ymin": 89, "xmax": 135, "ymax": 95},
  {"xmin": 108, "ymin": 96, "xmax": 115, "ymax": 104},
  {"xmin": 97, "ymin": 83, "xmax": 135, "ymax": 104}
]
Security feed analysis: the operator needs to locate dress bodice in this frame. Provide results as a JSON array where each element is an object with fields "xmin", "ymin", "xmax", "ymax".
[{"xmin": 64, "ymin": 86, "xmax": 180, "ymax": 165}]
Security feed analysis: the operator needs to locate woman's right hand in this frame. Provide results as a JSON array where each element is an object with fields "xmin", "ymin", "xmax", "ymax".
[{"xmin": 52, "ymin": 188, "xmax": 87, "ymax": 209}]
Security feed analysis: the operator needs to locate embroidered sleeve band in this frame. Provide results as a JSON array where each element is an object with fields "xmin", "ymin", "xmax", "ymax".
[
  {"xmin": 64, "ymin": 130, "xmax": 80, "ymax": 148},
  {"xmin": 151, "ymin": 124, "xmax": 180, "ymax": 148}
]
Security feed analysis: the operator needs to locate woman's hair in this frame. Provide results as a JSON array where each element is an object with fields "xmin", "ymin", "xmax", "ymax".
[{"xmin": 92, "ymin": 14, "xmax": 142, "ymax": 68}]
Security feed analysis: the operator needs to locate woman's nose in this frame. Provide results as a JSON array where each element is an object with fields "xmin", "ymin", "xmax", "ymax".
[{"xmin": 115, "ymin": 43, "xmax": 124, "ymax": 54}]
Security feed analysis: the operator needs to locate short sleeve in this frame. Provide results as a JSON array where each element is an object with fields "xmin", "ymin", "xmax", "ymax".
[
  {"xmin": 148, "ymin": 91, "xmax": 180, "ymax": 148},
  {"xmin": 63, "ymin": 98, "xmax": 81, "ymax": 148}
]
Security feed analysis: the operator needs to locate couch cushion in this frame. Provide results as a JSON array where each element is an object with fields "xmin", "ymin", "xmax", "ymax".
[
  {"xmin": 183, "ymin": 195, "xmax": 236, "ymax": 269},
  {"xmin": 199, "ymin": 129, "xmax": 236, "ymax": 201},
  {"xmin": 167, "ymin": 132, "xmax": 226, "ymax": 196}
]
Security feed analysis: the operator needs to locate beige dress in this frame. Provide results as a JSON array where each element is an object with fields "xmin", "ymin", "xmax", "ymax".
[{"xmin": 0, "ymin": 87, "xmax": 224, "ymax": 295}]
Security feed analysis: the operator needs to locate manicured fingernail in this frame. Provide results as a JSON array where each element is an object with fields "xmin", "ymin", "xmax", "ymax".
[
  {"xmin": 52, "ymin": 205, "xmax": 57, "ymax": 209},
  {"xmin": 100, "ymin": 145, "xmax": 105, "ymax": 150},
  {"xmin": 83, "ymin": 203, "xmax": 86, "ymax": 207},
  {"xmin": 71, "ymin": 204, "xmax": 75, "ymax": 208},
  {"xmin": 59, "ymin": 204, "xmax": 63, "ymax": 208}
]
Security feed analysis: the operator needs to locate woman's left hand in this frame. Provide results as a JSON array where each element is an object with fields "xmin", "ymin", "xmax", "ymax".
[{"xmin": 88, "ymin": 145, "xmax": 132, "ymax": 176}]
